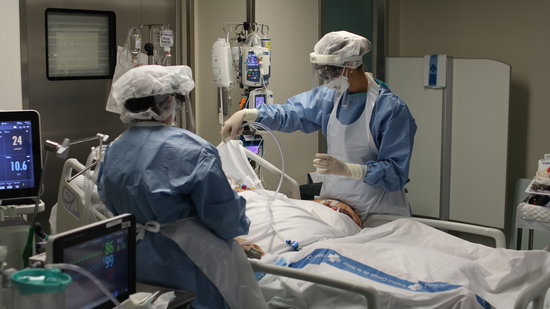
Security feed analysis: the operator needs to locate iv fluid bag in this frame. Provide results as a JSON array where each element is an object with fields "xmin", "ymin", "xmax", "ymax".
[
  {"xmin": 128, "ymin": 27, "xmax": 142, "ymax": 56},
  {"xmin": 212, "ymin": 38, "xmax": 234, "ymax": 88},
  {"xmin": 160, "ymin": 30, "xmax": 174, "ymax": 51}
]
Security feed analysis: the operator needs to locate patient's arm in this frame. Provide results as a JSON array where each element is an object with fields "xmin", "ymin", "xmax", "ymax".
[
  {"xmin": 235, "ymin": 237, "xmax": 265, "ymax": 259},
  {"xmin": 314, "ymin": 199, "xmax": 364, "ymax": 228}
]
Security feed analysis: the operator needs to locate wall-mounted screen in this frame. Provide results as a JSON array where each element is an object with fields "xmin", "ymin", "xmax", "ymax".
[{"xmin": 46, "ymin": 8, "xmax": 116, "ymax": 80}]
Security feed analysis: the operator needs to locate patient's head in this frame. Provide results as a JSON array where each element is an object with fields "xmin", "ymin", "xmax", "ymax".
[{"xmin": 315, "ymin": 199, "xmax": 363, "ymax": 228}]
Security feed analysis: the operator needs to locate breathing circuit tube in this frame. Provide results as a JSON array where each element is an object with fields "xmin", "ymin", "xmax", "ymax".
[
  {"xmin": 223, "ymin": 121, "xmax": 300, "ymax": 251},
  {"xmin": 46, "ymin": 263, "xmax": 120, "ymax": 307}
]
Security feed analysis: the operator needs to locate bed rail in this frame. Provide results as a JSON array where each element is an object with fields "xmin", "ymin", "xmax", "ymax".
[
  {"xmin": 249, "ymin": 259, "xmax": 379, "ymax": 308},
  {"xmin": 365, "ymin": 214, "xmax": 507, "ymax": 249}
]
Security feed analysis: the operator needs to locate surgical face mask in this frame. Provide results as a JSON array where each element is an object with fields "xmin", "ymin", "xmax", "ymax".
[{"xmin": 324, "ymin": 75, "xmax": 350, "ymax": 93}]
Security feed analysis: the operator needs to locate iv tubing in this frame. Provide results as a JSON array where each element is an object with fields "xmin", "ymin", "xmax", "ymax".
[
  {"xmin": 244, "ymin": 122, "xmax": 284, "ymax": 193},
  {"xmin": 46, "ymin": 263, "xmax": 120, "ymax": 307},
  {"xmin": 241, "ymin": 121, "xmax": 291, "ymax": 248}
]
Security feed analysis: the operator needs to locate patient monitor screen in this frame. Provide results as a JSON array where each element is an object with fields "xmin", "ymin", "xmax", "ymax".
[
  {"xmin": 0, "ymin": 119, "xmax": 37, "ymax": 197},
  {"xmin": 63, "ymin": 228, "xmax": 131, "ymax": 309},
  {"xmin": 49, "ymin": 214, "xmax": 136, "ymax": 309}
]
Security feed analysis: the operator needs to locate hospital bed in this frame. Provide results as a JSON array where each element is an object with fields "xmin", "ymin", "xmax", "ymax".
[
  {"xmin": 51, "ymin": 141, "xmax": 550, "ymax": 309},
  {"xmin": 238, "ymin": 187, "xmax": 550, "ymax": 308},
  {"xmin": 50, "ymin": 158, "xmax": 113, "ymax": 234},
  {"xmin": 219, "ymin": 140, "xmax": 550, "ymax": 309}
]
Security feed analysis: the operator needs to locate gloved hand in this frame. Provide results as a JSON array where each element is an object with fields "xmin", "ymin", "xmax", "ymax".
[
  {"xmin": 220, "ymin": 109, "xmax": 259, "ymax": 141},
  {"xmin": 313, "ymin": 153, "xmax": 366, "ymax": 180}
]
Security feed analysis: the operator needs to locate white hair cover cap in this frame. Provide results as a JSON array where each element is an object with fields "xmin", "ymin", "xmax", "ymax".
[
  {"xmin": 111, "ymin": 65, "xmax": 195, "ymax": 123},
  {"xmin": 311, "ymin": 31, "xmax": 372, "ymax": 69}
]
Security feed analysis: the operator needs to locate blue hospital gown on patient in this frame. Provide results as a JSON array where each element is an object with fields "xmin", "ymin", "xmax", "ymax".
[{"xmin": 97, "ymin": 122, "xmax": 250, "ymax": 309}]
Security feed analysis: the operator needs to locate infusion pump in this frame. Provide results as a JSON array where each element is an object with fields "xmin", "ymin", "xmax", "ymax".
[
  {"xmin": 211, "ymin": 34, "xmax": 273, "ymax": 126},
  {"xmin": 211, "ymin": 40, "xmax": 271, "ymax": 89},
  {"xmin": 248, "ymin": 88, "xmax": 274, "ymax": 108},
  {"xmin": 241, "ymin": 46, "xmax": 270, "ymax": 88}
]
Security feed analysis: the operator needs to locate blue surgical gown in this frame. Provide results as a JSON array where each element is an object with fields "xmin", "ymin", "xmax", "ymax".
[
  {"xmin": 257, "ymin": 82, "xmax": 417, "ymax": 192},
  {"xmin": 97, "ymin": 122, "xmax": 250, "ymax": 309}
]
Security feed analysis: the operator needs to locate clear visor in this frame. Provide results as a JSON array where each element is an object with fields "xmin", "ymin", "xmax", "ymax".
[
  {"xmin": 311, "ymin": 64, "xmax": 351, "ymax": 90},
  {"xmin": 311, "ymin": 64, "xmax": 344, "ymax": 89},
  {"xmin": 310, "ymin": 52, "xmax": 363, "ymax": 68},
  {"xmin": 172, "ymin": 93, "xmax": 195, "ymax": 133},
  {"xmin": 173, "ymin": 93, "xmax": 185, "ymax": 111},
  {"xmin": 313, "ymin": 64, "xmax": 344, "ymax": 81},
  {"xmin": 122, "ymin": 93, "xmax": 186, "ymax": 124}
]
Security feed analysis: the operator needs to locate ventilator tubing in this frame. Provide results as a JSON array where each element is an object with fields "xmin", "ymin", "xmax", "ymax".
[{"xmin": 242, "ymin": 121, "xmax": 298, "ymax": 250}]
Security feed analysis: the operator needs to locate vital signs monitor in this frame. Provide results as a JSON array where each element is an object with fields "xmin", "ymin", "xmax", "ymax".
[
  {"xmin": 46, "ymin": 213, "xmax": 136, "ymax": 309},
  {"xmin": 0, "ymin": 110, "xmax": 42, "ymax": 202}
]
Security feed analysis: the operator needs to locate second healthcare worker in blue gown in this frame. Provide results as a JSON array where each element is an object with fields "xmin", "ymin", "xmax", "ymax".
[
  {"xmin": 97, "ymin": 65, "xmax": 265, "ymax": 309},
  {"xmin": 221, "ymin": 31, "xmax": 417, "ymax": 222}
]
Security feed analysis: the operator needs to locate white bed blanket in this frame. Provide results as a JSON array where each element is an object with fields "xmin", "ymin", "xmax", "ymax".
[
  {"xmin": 257, "ymin": 219, "xmax": 550, "ymax": 309},
  {"xmin": 238, "ymin": 189, "xmax": 361, "ymax": 255}
]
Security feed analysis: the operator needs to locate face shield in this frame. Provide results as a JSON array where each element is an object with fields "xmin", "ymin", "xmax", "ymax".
[
  {"xmin": 111, "ymin": 65, "xmax": 195, "ymax": 124},
  {"xmin": 122, "ymin": 94, "xmax": 174, "ymax": 124},
  {"xmin": 309, "ymin": 31, "xmax": 372, "ymax": 88},
  {"xmin": 310, "ymin": 53, "xmax": 351, "ymax": 91},
  {"xmin": 173, "ymin": 93, "xmax": 196, "ymax": 132},
  {"xmin": 313, "ymin": 64, "xmax": 344, "ymax": 81}
]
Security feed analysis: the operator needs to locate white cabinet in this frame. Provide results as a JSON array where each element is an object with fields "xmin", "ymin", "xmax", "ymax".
[{"xmin": 386, "ymin": 57, "xmax": 510, "ymax": 228}]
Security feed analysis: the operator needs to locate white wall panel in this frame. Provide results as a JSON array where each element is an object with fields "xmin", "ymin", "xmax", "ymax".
[
  {"xmin": 256, "ymin": 0, "xmax": 319, "ymax": 190},
  {"xmin": 0, "ymin": 0, "xmax": 22, "ymax": 110},
  {"xmin": 386, "ymin": 57, "xmax": 443, "ymax": 218},
  {"xmin": 449, "ymin": 59, "xmax": 509, "ymax": 228},
  {"xmin": 387, "ymin": 57, "xmax": 509, "ymax": 228}
]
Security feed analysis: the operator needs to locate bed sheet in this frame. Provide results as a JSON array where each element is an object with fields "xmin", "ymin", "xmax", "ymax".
[
  {"xmin": 256, "ymin": 219, "xmax": 550, "ymax": 309},
  {"xmin": 218, "ymin": 140, "xmax": 265, "ymax": 190},
  {"xmin": 238, "ymin": 189, "xmax": 361, "ymax": 255}
]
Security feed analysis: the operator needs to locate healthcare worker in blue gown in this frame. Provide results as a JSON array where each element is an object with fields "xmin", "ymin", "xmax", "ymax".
[
  {"xmin": 98, "ymin": 65, "xmax": 266, "ymax": 309},
  {"xmin": 221, "ymin": 31, "xmax": 417, "ymax": 223}
]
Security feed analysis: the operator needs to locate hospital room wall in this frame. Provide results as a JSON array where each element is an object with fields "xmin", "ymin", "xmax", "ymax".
[
  {"xmin": 0, "ymin": 0, "xmax": 22, "ymax": 110},
  {"xmin": 193, "ymin": 0, "xmax": 320, "ymax": 193},
  {"xmin": 387, "ymin": 0, "xmax": 550, "ymax": 249},
  {"xmin": 192, "ymin": 0, "xmax": 245, "ymax": 144},
  {"xmin": 255, "ymin": 0, "xmax": 320, "ymax": 191}
]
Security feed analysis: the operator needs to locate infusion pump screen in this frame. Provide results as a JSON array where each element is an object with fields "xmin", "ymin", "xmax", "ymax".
[
  {"xmin": 247, "ymin": 52, "xmax": 259, "ymax": 66},
  {"xmin": 255, "ymin": 95, "xmax": 266, "ymax": 108},
  {"xmin": 0, "ymin": 121, "xmax": 35, "ymax": 191}
]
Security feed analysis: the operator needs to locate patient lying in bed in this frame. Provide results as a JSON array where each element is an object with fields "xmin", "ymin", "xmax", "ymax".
[
  {"xmin": 236, "ymin": 189, "xmax": 362, "ymax": 255},
  {"xmin": 219, "ymin": 140, "xmax": 550, "ymax": 309},
  {"xmin": 231, "ymin": 181, "xmax": 550, "ymax": 308},
  {"xmin": 234, "ymin": 186, "xmax": 550, "ymax": 308}
]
